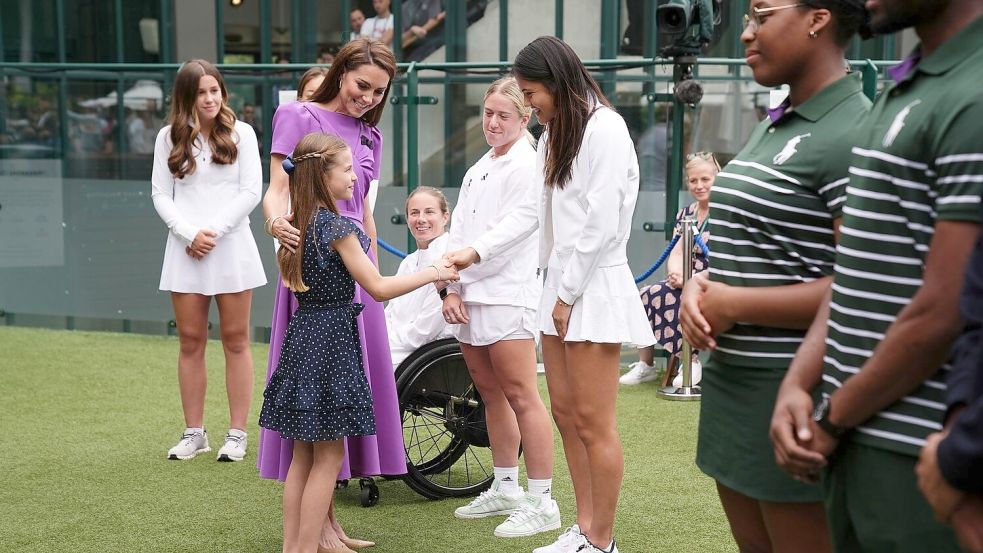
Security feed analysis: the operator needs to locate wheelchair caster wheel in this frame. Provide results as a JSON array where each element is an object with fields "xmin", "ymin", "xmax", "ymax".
[
  {"xmin": 335, "ymin": 480, "xmax": 349, "ymax": 490},
  {"xmin": 359, "ymin": 478, "xmax": 379, "ymax": 507}
]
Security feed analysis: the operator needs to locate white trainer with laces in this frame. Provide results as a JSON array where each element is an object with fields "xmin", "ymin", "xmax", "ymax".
[
  {"xmin": 672, "ymin": 357, "xmax": 703, "ymax": 387},
  {"xmin": 453, "ymin": 481, "xmax": 524, "ymax": 519},
  {"xmin": 619, "ymin": 361, "xmax": 659, "ymax": 385},
  {"xmin": 494, "ymin": 494, "xmax": 561, "ymax": 538},
  {"xmin": 532, "ymin": 523, "xmax": 586, "ymax": 553},
  {"xmin": 216, "ymin": 429, "xmax": 248, "ymax": 462},
  {"xmin": 167, "ymin": 429, "xmax": 210, "ymax": 460},
  {"xmin": 576, "ymin": 539, "xmax": 619, "ymax": 553}
]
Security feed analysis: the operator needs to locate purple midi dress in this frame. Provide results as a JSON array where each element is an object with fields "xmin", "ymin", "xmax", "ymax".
[{"xmin": 256, "ymin": 101, "xmax": 407, "ymax": 480}]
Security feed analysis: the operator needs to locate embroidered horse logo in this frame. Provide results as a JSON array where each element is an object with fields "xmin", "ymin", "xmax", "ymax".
[
  {"xmin": 883, "ymin": 99, "xmax": 921, "ymax": 148},
  {"xmin": 773, "ymin": 133, "xmax": 812, "ymax": 165}
]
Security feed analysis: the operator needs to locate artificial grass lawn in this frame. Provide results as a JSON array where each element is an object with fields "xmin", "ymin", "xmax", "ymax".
[{"xmin": 0, "ymin": 327, "xmax": 732, "ymax": 552}]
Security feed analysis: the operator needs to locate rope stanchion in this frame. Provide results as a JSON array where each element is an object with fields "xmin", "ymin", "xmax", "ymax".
[{"xmin": 377, "ymin": 238, "xmax": 408, "ymax": 259}]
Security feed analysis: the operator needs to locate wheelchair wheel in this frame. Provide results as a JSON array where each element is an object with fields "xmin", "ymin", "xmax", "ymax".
[{"xmin": 396, "ymin": 339, "xmax": 495, "ymax": 500}]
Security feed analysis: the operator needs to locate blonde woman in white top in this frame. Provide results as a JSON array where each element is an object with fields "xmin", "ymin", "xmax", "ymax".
[
  {"xmin": 385, "ymin": 186, "xmax": 453, "ymax": 368},
  {"xmin": 446, "ymin": 38, "xmax": 654, "ymax": 553},
  {"xmin": 441, "ymin": 76, "xmax": 558, "ymax": 539},
  {"xmin": 151, "ymin": 59, "xmax": 266, "ymax": 463}
]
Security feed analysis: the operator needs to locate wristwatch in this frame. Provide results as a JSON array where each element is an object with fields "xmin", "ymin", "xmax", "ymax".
[
  {"xmin": 812, "ymin": 396, "xmax": 848, "ymax": 438},
  {"xmin": 438, "ymin": 288, "xmax": 448, "ymax": 300}
]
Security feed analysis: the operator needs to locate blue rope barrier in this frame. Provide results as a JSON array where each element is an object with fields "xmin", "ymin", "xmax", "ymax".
[
  {"xmin": 377, "ymin": 238, "xmax": 408, "ymax": 259},
  {"xmin": 378, "ymin": 232, "xmax": 708, "ymax": 285},
  {"xmin": 634, "ymin": 235, "xmax": 679, "ymax": 284}
]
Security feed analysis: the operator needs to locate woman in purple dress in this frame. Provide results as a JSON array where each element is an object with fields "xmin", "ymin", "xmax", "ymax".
[{"xmin": 259, "ymin": 37, "xmax": 399, "ymax": 549}]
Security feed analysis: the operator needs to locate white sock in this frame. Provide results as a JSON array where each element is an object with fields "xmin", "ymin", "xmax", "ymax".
[
  {"xmin": 227, "ymin": 428, "xmax": 247, "ymax": 438},
  {"xmin": 494, "ymin": 466, "xmax": 520, "ymax": 495},
  {"xmin": 527, "ymin": 477, "xmax": 552, "ymax": 500},
  {"xmin": 185, "ymin": 427, "xmax": 204, "ymax": 435}
]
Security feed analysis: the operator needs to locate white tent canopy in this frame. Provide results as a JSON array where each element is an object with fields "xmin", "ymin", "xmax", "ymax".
[{"xmin": 80, "ymin": 80, "xmax": 163, "ymax": 111}]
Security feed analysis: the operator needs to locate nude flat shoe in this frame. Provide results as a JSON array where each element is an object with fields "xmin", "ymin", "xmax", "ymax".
[{"xmin": 340, "ymin": 537, "xmax": 376, "ymax": 549}]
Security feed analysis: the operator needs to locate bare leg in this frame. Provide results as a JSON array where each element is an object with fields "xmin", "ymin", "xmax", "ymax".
[
  {"xmin": 564, "ymin": 341, "xmax": 623, "ymax": 548},
  {"xmin": 716, "ymin": 482, "xmax": 772, "ymax": 553},
  {"xmin": 486, "ymin": 339, "xmax": 553, "ymax": 479},
  {"xmin": 461, "ymin": 343, "xmax": 521, "ymax": 468},
  {"xmin": 215, "ymin": 290, "xmax": 254, "ymax": 431},
  {"xmin": 761, "ymin": 500, "xmax": 830, "ymax": 553},
  {"xmin": 284, "ymin": 440, "xmax": 314, "ymax": 553},
  {"xmin": 293, "ymin": 440, "xmax": 345, "ymax": 553},
  {"xmin": 171, "ymin": 293, "xmax": 211, "ymax": 428},
  {"xmin": 541, "ymin": 334, "xmax": 593, "ymax": 532},
  {"xmin": 638, "ymin": 345, "xmax": 656, "ymax": 366}
]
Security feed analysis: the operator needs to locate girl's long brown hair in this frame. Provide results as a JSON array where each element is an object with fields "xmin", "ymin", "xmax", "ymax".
[
  {"xmin": 513, "ymin": 36, "xmax": 612, "ymax": 189},
  {"xmin": 278, "ymin": 132, "xmax": 349, "ymax": 292},
  {"xmin": 307, "ymin": 37, "xmax": 396, "ymax": 127},
  {"xmin": 166, "ymin": 59, "xmax": 238, "ymax": 178}
]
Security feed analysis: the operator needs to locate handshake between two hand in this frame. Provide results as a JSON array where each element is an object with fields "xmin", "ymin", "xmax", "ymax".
[{"xmin": 429, "ymin": 246, "xmax": 479, "ymax": 284}]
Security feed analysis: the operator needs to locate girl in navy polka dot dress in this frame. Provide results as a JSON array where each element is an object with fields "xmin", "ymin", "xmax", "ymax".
[{"xmin": 259, "ymin": 132, "xmax": 459, "ymax": 553}]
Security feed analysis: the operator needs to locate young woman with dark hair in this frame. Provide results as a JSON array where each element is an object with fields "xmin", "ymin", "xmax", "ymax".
[
  {"xmin": 446, "ymin": 37, "xmax": 654, "ymax": 553},
  {"xmin": 151, "ymin": 59, "xmax": 266, "ymax": 463}
]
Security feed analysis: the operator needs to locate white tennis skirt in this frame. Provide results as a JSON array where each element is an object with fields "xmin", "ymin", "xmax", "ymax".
[
  {"xmin": 159, "ymin": 227, "xmax": 267, "ymax": 296},
  {"xmin": 539, "ymin": 261, "xmax": 656, "ymax": 347},
  {"xmin": 453, "ymin": 304, "xmax": 537, "ymax": 347}
]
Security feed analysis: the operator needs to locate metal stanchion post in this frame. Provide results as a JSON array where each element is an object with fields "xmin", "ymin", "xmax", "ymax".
[{"xmin": 658, "ymin": 215, "xmax": 702, "ymax": 401}]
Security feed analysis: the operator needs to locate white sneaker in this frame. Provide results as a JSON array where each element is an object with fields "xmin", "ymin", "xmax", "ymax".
[
  {"xmin": 672, "ymin": 357, "xmax": 702, "ymax": 387},
  {"xmin": 216, "ymin": 429, "xmax": 247, "ymax": 462},
  {"xmin": 494, "ymin": 494, "xmax": 561, "ymax": 538},
  {"xmin": 577, "ymin": 539, "xmax": 619, "ymax": 553},
  {"xmin": 619, "ymin": 361, "xmax": 658, "ymax": 385},
  {"xmin": 454, "ymin": 481, "xmax": 524, "ymax": 519},
  {"xmin": 167, "ymin": 429, "xmax": 210, "ymax": 460},
  {"xmin": 533, "ymin": 524, "xmax": 587, "ymax": 553}
]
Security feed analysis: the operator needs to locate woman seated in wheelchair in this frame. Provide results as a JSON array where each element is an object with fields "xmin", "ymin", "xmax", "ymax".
[
  {"xmin": 441, "ymin": 76, "xmax": 559, "ymax": 539},
  {"xmin": 385, "ymin": 186, "xmax": 455, "ymax": 369}
]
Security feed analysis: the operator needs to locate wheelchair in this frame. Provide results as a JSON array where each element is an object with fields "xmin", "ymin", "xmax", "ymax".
[{"xmin": 395, "ymin": 338, "xmax": 497, "ymax": 500}]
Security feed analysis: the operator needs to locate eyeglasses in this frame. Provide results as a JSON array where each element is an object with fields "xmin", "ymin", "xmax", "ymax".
[
  {"xmin": 743, "ymin": 3, "xmax": 805, "ymax": 32},
  {"xmin": 686, "ymin": 151, "xmax": 721, "ymax": 171}
]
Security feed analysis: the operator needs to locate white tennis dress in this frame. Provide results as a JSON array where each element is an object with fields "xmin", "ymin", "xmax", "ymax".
[{"xmin": 151, "ymin": 120, "xmax": 267, "ymax": 295}]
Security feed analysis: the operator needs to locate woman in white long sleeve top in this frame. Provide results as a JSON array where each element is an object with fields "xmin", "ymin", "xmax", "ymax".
[
  {"xmin": 441, "ymin": 77, "xmax": 557, "ymax": 538},
  {"xmin": 385, "ymin": 186, "xmax": 453, "ymax": 368},
  {"xmin": 446, "ymin": 38, "xmax": 654, "ymax": 553},
  {"xmin": 151, "ymin": 60, "xmax": 266, "ymax": 463}
]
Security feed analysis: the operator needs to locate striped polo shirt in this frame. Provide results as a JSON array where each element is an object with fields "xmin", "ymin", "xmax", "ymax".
[
  {"xmin": 708, "ymin": 73, "xmax": 871, "ymax": 368},
  {"xmin": 822, "ymin": 16, "xmax": 983, "ymax": 457}
]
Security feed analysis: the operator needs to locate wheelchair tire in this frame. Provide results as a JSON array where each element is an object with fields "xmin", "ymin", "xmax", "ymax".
[{"xmin": 396, "ymin": 339, "xmax": 496, "ymax": 500}]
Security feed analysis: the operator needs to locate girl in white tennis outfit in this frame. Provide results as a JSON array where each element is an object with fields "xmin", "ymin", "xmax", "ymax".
[
  {"xmin": 385, "ymin": 186, "xmax": 453, "ymax": 368},
  {"xmin": 446, "ymin": 38, "xmax": 654, "ymax": 553},
  {"xmin": 151, "ymin": 59, "xmax": 266, "ymax": 463},
  {"xmin": 442, "ymin": 76, "xmax": 558, "ymax": 539}
]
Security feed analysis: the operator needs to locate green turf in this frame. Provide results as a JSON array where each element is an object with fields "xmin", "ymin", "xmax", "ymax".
[{"xmin": 0, "ymin": 326, "xmax": 732, "ymax": 552}]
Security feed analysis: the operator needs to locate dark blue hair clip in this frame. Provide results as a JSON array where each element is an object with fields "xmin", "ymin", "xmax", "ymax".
[{"xmin": 282, "ymin": 156, "xmax": 296, "ymax": 175}]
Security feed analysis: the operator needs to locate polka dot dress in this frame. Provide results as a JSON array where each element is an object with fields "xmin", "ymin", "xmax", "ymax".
[{"xmin": 259, "ymin": 209, "xmax": 377, "ymax": 442}]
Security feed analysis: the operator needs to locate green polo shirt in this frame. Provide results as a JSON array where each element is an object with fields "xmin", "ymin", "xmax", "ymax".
[
  {"xmin": 708, "ymin": 73, "xmax": 871, "ymax": 368},
  {"xmin": 822, "ymin": 16, "xmax": 983, "ymax": 457}
]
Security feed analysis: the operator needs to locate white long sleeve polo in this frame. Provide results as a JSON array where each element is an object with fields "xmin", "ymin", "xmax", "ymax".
[
  {"xmin": 470, "ymin": 106, "xmax": 639, "ymax": 305},
  {"xmin": 151, "ymin": 121, "xmax": 262, "ymax": 245},
  {"xmin": 446, "ymin": 139, "xmax": 540, "ymax": 308}
]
